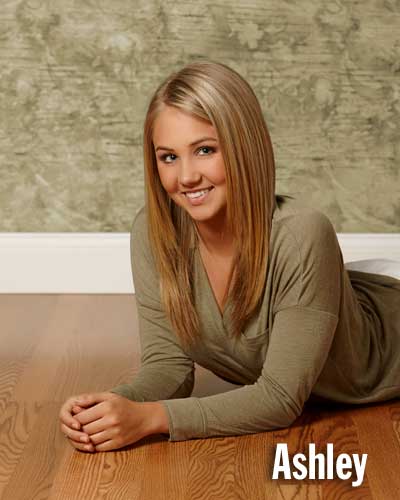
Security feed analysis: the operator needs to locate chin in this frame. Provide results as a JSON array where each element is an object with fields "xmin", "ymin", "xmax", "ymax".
[{"xmin": 187, "ymin": 206, "xmax": 227, "ymax": 223}]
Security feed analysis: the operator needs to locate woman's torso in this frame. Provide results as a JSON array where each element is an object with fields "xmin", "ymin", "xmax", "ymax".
[{"xmin": 188, "ymin": 195, "xmax": 400, "ymax": 404}]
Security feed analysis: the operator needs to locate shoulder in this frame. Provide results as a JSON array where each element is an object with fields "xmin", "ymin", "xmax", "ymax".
[
  {"xmin": 270, "ymin": 196, "xmax": 343, "ymax": 313},
  {"xmin": 272, "ymin": 196, "xmax": 338, "ymax": 254},
  {"xmin": 270, "ymin": 196, "xmax": 342, "ymax": 283},
  {"xmin": 273, "ymin": 195, "xmax": 335, "ymax": 230}
]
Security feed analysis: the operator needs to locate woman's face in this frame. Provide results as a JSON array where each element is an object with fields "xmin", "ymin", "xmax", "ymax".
[{"xmin": 152, "ymin": 105, "xmax": 228, "ymax": 228}]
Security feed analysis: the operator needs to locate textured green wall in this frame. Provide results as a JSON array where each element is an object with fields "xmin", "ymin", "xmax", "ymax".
[{"xmin": 0, "ymin": 0, "xmax": 399, "ymax": 232}]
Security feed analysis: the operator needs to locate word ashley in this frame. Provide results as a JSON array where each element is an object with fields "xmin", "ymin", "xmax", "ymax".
[{"xmin": 272, "ymin": 443, "xmax": 367, "ymax": 487}]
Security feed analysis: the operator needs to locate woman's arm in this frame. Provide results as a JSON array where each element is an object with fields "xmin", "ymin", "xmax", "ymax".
[
  {"xmin": 157, "ymin": 306, "xmax": 339, "ymax": 441},
  {"xmin": 108, "ymin": 207, "xmax": 196, "ymax": 403},
  {"xmin": 59, "ymin": 208, "xmax": 194, "ymax": 452}
]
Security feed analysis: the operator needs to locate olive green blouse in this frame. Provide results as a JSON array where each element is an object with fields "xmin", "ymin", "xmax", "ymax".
[{"xmin": 110, "ymin": 195, "xmax": 400, "ymax": 442}]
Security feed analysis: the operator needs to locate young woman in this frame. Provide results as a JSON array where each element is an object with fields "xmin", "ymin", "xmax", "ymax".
[{"xmin": 59, "ymin": 60, "xmax": 400, "ymax": 453}]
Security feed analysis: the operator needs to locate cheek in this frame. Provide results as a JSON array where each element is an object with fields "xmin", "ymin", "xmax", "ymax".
[
  {"xmin": 157, "ymin": 167, "xmax": 177, "ymax": 193},
  {"xmin": 211, "ymin": 159, "xmax": 226, "ymax": 185}
]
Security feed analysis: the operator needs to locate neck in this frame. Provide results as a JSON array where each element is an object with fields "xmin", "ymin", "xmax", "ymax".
[{"xmin": 194, "ymin": 220, "xmax": 235, "ymax": 258}]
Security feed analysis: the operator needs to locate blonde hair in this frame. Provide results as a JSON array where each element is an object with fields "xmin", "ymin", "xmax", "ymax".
[{"xmin": 142, "ymin": 59, "xmax": 276, "ymax": 351}]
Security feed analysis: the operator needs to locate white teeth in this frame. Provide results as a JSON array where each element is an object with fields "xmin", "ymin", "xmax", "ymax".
[{"xmin": 185, "ymin": 188, "xmax": 211, "ymax": 198}]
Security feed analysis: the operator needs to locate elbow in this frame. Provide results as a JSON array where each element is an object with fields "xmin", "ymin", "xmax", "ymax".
[
  {"xmin": 268, "ymin": 398, "xmax": 303, "ymax": 429},
  {"xmin": 278, "ymin": 403, "xmax": 303, "ymax": 428},
  {"xmin": 259, "ymin": 375, "xmax": 304, "ymax": 429},
  {"xmin": 279, "ymin": 413, "xmax": 299, "ymax": 429},
  {"xmin": 168, "ymin": 370, "xmax": 195, "ymax": 399},
  {"xmin": 254, "ymin": 399, "xmax": 302, "ymax": 432}
]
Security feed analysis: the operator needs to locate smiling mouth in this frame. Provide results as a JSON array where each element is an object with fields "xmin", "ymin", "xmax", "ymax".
[
  {"xmin": 183, "ymin": 186, "xmax": 214, "ymax": 198},
  {"xmin": 182, "ymin": 186, "xmax": 214, "ymax": 205}
]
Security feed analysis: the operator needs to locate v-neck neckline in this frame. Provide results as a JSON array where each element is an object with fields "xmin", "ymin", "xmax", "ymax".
[
  {"xmin": 195, "ymin": 246, "xmax": 230, "ymax": 323},
  {"xmin": 191, "ymin": 195, "xmax": 283, "ymax": 326}
]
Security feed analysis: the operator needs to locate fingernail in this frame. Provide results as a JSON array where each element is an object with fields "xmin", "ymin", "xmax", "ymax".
[
  {"xmin": 72, "ymin": 423, "xmax": 80, "ymax": 430},
  {"xmin": 80, "ymin": 436, "xmax": 89, "ymax": 443}
]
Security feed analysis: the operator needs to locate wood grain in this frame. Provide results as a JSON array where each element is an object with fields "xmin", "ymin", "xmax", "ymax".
[{"xmin": 0, "ymin": 294, "xmax": 399, "ymax": 499}]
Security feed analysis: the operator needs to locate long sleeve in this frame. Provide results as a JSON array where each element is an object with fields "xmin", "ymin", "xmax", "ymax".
[
  {"xmin": 160, "ymin": 211, "xmax": 343, "ymax": 441},
  {"xmin": 160, "ymin": 306, "xmax": 338, "ymax": 441},
  {"xmin": 109, "ymin": 207, "xmax": 195, "ymax": 402}
]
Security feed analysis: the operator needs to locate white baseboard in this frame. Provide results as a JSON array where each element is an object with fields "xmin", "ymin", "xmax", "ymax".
[
  {"xmin": 0, "ymin": 233, "xmax": 132, "ymax": 293},
  {"xmin": 0, "ymin": 233, "xmax": 399, "ymax": 293}
]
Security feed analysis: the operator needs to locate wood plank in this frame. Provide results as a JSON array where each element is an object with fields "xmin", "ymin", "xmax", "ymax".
[
  {"xmin": 1, "ymin": 295, "xmax": 399, "ymax": 499},
  {"xmin": 0, "ymin": 402, "xmax": 68, "ymax": 500},
  {"xmin": 352, "ymin": 402, "xmax": 400, "ymax": 498},
  {"xmin": 0, "ymin": 295, "xmax": 57, "ymax": 413}
]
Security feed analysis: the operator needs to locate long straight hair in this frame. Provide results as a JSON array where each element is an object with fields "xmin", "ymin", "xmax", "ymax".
[{"xmin": 142, "ymin": 60, "xmax": 276, "ymax": 351}]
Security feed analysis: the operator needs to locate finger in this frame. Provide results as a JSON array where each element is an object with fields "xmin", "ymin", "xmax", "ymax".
[
  {"xmin": 81, "ymin": 416, "xmax": 108, "ymax": 436},
  {"xmin": 72, "ymin": 405, "xmax": 86, "ymax": 415},
  {"xmin": 74, "ymin": 402, "xmax": 107, "ymax": 426},
  {"xmin": 73, "ymin": 392, "xmax": 112, "ymax": 408},
  {"xmin": 67, "ymin": 437, "xmax": 95, "ymax": 453},
  {"xmin": 87, "ymin": 427, "xmax": 115, "ymax": 446},
  {"xmin": 59, "ymin": 399, "xmax": 82, "ymax": 430},
  {"xmin": 60, "ymin": 423, "xmax": 91, "ymax": 444},
  {"xmin": 93, "ymin": 439, "xmax": 115, "ymax": 452}
]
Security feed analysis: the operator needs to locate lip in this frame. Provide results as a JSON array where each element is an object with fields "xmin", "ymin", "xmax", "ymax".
[{"xmin": 183, "ymin": 186, "xmax": 214, "ymax": 206}]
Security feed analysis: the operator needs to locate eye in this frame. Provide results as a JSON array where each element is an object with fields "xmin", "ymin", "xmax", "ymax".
[
  {"xmin": 197, "ymin": 146, "xmax": 215, "ymax": 155},
  {"xmin": 158, "ymin": 145, "xmax": 215, "ymax": 164},
  {"xmin": 159, "ymin": 153, "xmax": 176, "ymax": 164}
]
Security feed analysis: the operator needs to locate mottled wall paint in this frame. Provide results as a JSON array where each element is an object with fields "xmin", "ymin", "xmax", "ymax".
[{"xmin": 0, "ymin": 0, "xmax": 399, "ymax": 232}]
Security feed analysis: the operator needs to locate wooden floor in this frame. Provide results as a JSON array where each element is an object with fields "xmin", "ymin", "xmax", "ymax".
[{"xmin": 1, "ymin": 295, "xmax": 399, "ymax": 500}]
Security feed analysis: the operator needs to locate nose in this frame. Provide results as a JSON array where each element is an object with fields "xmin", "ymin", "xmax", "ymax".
[{"xmin": 178, "ymin": 157, "xmax": 201, "ymax": 186}]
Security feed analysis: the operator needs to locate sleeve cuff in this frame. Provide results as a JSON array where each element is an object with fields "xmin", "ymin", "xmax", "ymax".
[{"xmin": 160, "ymin": 397, "xmax": 208, "ymax": 442}]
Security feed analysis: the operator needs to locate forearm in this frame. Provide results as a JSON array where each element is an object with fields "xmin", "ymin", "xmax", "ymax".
[
  {"xmin": 160, "ymin": 381, "xmax": 298, "ymax": 442},
  {"xmin": 109, "ymin": 365, "xmax": 195, "ymax": 403}
]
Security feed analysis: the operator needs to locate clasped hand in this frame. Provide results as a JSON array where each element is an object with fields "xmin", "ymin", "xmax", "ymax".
[{"xmin": 59, "ymin": 392, "xmax": 157, "ymax": 453}]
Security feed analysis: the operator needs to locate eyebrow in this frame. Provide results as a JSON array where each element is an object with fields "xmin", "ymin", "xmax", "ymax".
[{"xmin": 155, "ymin": 136, "xmax": 218, "ymax": 152}]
